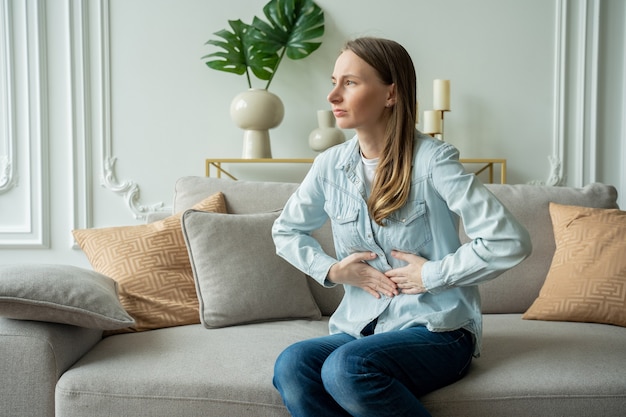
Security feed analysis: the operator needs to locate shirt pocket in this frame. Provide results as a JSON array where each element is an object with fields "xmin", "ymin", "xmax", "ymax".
[
  {"xmin": 384, "ymin": 200, "xmax": 432, "ymax": 253},
  {"xmin": 324, "ymin": 200, "xmax": 365, "ymax": 251}
]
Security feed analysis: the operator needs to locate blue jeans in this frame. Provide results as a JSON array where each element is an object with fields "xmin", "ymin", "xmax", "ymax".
[{"xmin": 273, "ymin": 326, "xmax": 474, "ymax": 417}]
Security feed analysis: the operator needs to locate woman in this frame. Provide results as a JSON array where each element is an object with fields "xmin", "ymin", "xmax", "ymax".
[{"xmin": 271, "ymin": 37, "xmax": 531, "ymax": 417}]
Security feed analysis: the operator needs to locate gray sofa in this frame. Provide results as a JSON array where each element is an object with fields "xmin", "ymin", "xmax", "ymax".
[{"xmin": 1, "ymin": 176, "xmax": 625, "ymax": 417}]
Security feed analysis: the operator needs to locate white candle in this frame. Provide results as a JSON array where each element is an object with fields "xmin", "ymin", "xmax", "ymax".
[
  {"xmin": 423, "ymin": 110, "xmax": 442, "ymax": 134},
  {"xmin": 433, "ymin": 79, "xmax": 450, "ymax": 111},
  {"xmin": 415, "ymin": 100, "xmax": 419, "ymax": 124}
]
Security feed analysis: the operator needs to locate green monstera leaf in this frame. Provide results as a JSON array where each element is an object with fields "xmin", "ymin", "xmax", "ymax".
[
  {"xmin": 203, "ymin": 20, "xmax": 248, "ymax": 76},
  {"xmin": 252, "ymin": 0, "xmax": 324, "ymax": 59},
  {"xmin": 202, "ymin": 0, "xmax": 324, "ymax": 90},
  {"xmin": 250, "ymin": 0, "xmax": 324, "ymax": 89},
  {"xmin": 202, "ymin": 19, "xmax": 278, "ymax": 88}
]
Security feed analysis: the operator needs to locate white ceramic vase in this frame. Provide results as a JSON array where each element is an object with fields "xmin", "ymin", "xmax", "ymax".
[
  {"xmin": 230, "ymin": 89, "xmax": 285, "ymax": 159},
  {"xmin": 308, "ymin": 110, "xmax": 345, "ymax": 152}
]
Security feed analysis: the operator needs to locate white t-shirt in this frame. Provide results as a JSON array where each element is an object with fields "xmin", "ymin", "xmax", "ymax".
[{"xmin": 361, "ymin": 153, "xmax": 379, "ymax": 193}]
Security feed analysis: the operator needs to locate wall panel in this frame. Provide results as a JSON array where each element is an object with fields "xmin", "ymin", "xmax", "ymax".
[{"xmin": 0, "ymin": 0, "xmax": 49, "ymax": 248}]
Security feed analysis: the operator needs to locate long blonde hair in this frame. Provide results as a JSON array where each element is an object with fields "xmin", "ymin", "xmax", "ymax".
[{"xmin": 344, "ymin": 38, "xmax": 417, "ymax": 226}]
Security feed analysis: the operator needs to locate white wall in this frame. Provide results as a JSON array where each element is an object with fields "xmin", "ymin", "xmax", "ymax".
[{"xmin": 1, "ymin": 0, "xmax": 625, "ymax": 266}]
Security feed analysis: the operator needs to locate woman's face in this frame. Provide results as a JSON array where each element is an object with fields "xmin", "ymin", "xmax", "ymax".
[{"xmin": 328, "ymin": 50, "xmax": 395, "ymax": 135}]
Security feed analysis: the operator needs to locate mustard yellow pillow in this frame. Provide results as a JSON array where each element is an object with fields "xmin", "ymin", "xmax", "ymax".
[
  {"xmin": 523, "ymin": 202, "xmax": 626, "ymax": 327},
  {"xmin": 73, "ymin": 192, "xmax": 226, "ymax": 332}
]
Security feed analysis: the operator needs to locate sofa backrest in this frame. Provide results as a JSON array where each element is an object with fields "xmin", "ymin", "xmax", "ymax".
[
  {"xmin": 477, "ymin": 182, "xmax": 618, "ymax": 313},
  {"xmin": 173, "ymin": 176, "xmax": 618, "ymax": 316}
]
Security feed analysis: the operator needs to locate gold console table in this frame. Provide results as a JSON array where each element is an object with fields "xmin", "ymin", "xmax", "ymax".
[
  {"xmin": 205, "ymin": 158, "xmax": 506, "ymax": 184},
  {"xmin": 205, "ymin": 159, "xmax": 314, "ymax": 180},
  {"xmin": 460, "ymin": 158, "xmax": 507, "ymax": 184}
]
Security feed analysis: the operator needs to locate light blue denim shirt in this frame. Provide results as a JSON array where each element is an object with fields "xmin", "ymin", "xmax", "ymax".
[{"xmin": 272, "ymin": 131, "xmax": 531, "ymax": 355}]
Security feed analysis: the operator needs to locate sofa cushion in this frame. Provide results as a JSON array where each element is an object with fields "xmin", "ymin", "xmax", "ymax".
[
  {"xmin": 73, "ymin": 192, "xmax": 226, "ymax": 332},
  {"xmin": 523, "ymin": 203, "xmax": 626, "ymax": 327},
  {"xmin": 173, "ymin": 177, "xmax": 344, "ymax": 316},
  {"xmin": 421, "ymin": 314, "xmax": 626, "ymax": 417},
  {"xmin": 55, "ymin": 316, "xmax": 626, "ymax": 417},
  {"xmin": 475, "ymin": 183, "xmax": 619, "ymax": 314},
  {"xmin": 0, "ymin": 264, "xmax": 134, "ymax": 330},
  {"xmin": 56, "ymin": 321, "xmax": 329, "ymax": 417},
  {"xmin": 181, "ymin": 210, "xmax": 321, "ymax": 328}
]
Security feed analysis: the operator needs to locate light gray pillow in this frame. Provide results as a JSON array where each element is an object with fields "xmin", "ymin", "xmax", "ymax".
[
  {"xmin": 0, "ymin": 264, "xmax": 135, "ymax": 330},
  {"xmin": 181, "ymin": 210, "xmax": 322, "ymax": 328}
]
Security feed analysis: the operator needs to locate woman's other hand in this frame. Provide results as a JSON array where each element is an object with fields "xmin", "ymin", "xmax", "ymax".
[
  {"xmin": 385, "ymin": 250, "xmax": 428, "ymax": 294},
  {"xmin": 328, "ymin": 252, "xmax": 399, "ymax": 299}
]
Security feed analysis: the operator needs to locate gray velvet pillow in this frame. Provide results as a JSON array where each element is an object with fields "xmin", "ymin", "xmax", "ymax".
[
  {"xmin": 181, "ymin": 210, "xmax": 321, "ymax": 328},
  {"xmin": 0, "ymin": 264, "xmax": 135, "ymax": 329}
]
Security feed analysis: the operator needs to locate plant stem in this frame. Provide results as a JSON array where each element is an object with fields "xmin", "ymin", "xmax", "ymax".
[
  {"xmin": 246, "ymin": 68, "xmax": 252, "ymax": 89},
  {"xmin": 264, "ymin": 48, "xmax": 286, "ymax": 90}
]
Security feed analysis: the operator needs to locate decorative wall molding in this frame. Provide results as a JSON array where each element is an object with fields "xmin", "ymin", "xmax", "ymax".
[
  {"xmin": 93, "ymin": 0, "xmax": 169, "ymax": 220},
  {"xmin": 69, "ymin": 0, "xmax": 92, "ymax": 247},
  {"xmin": 0, "ymin": 0, "xmax": 50, "ymax": 248},
  {"xmin": 533, "ymin": 0, "xmax": 603, "ymax": 187},
  {"xmin": 69, "ymin": 0, "xmax": 91, "ymax": 229},
  {"xmin": 0, "ymin": 0, "xmax": 18, "ymax": 193},
  {"xmin": 561, "ymin": 0, "xmax": 602, "ymax": 187},
  {"xmin": 539, "ymin": 0, "xmax": 568, "ymax": 186}
]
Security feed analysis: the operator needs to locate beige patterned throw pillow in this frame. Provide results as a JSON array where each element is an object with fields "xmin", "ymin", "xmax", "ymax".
[
  {"xmin": 523, "ymin": 202, "xmax": 626, "ymax": 327},
  {"xmin": 73, "ymin": 192, "xmax": 226, "ymax": 332}
]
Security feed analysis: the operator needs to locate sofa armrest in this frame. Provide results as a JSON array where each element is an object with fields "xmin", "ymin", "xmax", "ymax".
[{"xmin": 0, "ymin": 318, "xmax": 102, "ymax": 417}]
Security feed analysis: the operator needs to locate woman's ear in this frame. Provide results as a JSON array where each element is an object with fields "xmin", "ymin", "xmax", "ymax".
[{"xmin": 386, "ymin": 83, "xmax": 397, "ymax": 107}]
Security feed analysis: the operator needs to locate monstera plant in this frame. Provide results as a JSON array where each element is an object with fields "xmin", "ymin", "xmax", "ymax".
[
  {"xmin": 202, "ymin": 0, "xmax": 325, "ymax": 159},
  {"xmin": 202, "ymin": 0, "xmax": 324, "ymax": 90}
]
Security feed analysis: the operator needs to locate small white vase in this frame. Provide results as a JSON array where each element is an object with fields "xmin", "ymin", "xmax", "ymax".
[
  {"xmin": 308, "ymin": 110, "xmax": 345, "ymax": 152},
  {"xmin": 230, "ymin": 89, "xmax": 285, "ymax": 159}
]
